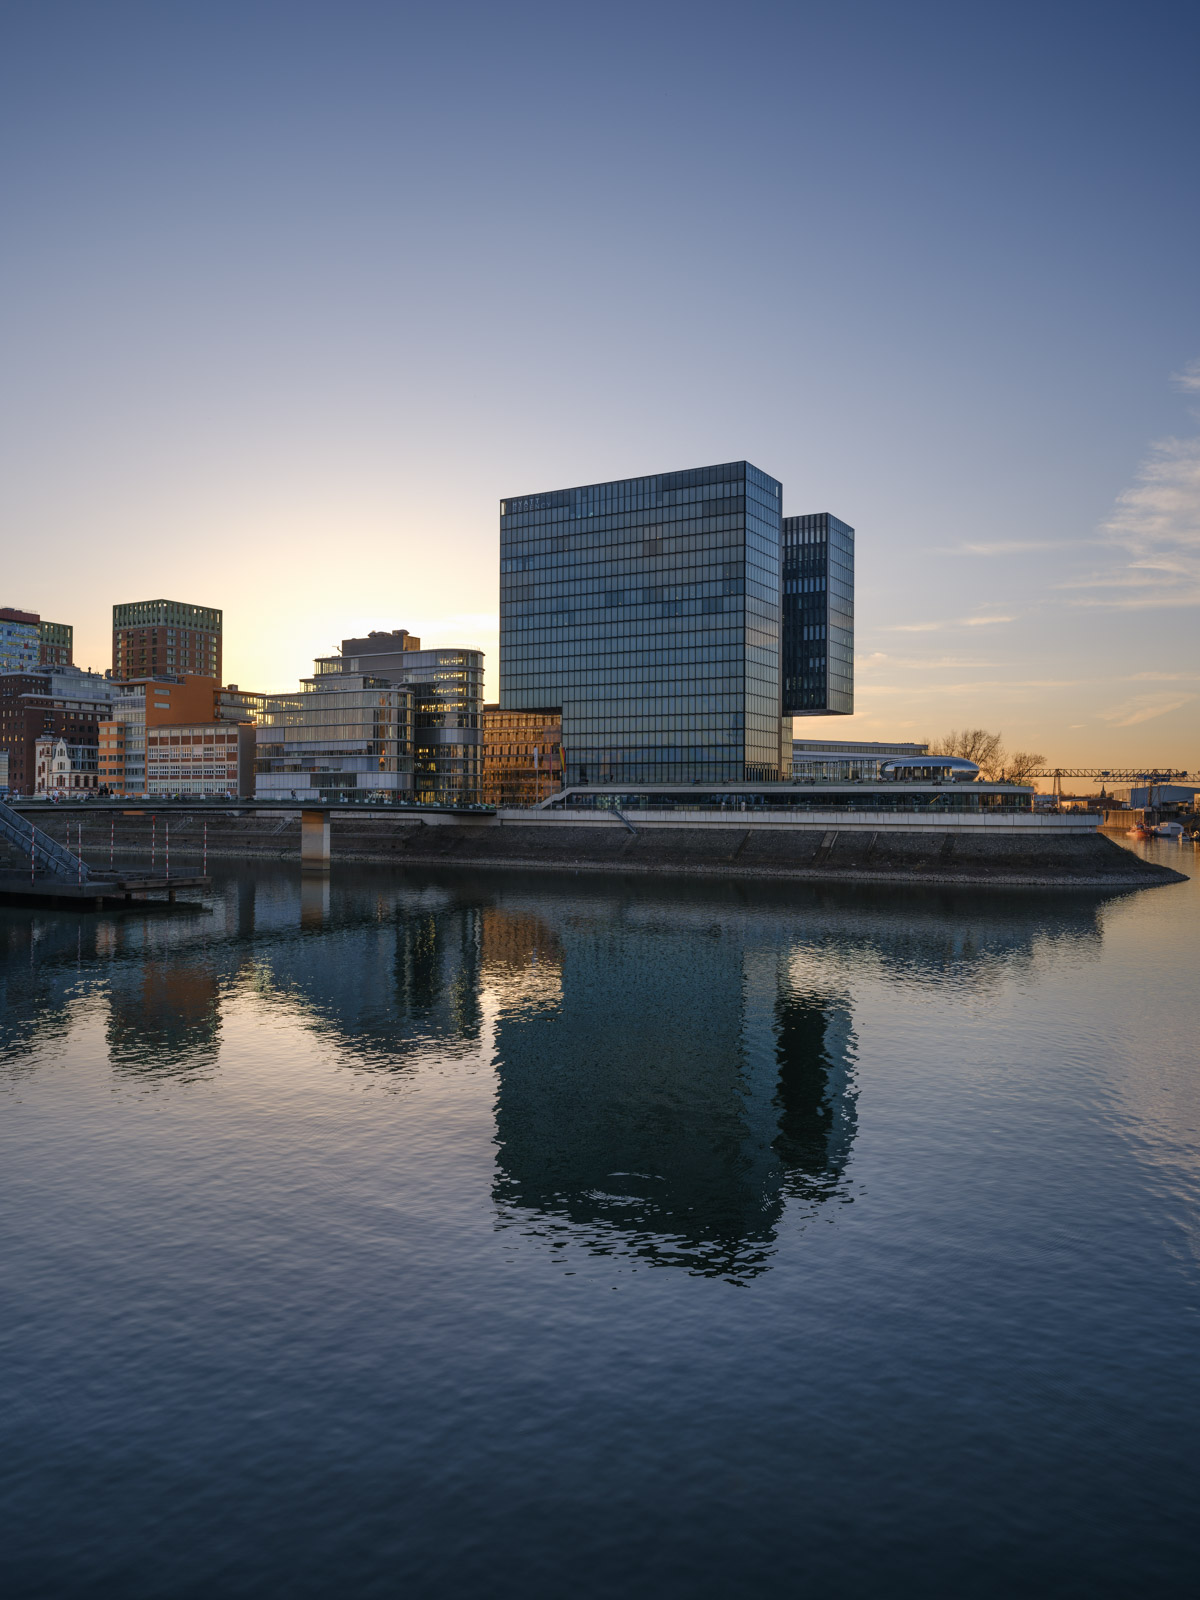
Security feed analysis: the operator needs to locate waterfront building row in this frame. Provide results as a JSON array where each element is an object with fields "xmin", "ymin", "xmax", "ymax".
[{"xmin": 6, "ymin": 458, "xmax": 861, "ymax": 801}]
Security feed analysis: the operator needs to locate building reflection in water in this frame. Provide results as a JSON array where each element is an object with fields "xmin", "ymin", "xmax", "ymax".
[
  {"xmin": 487, "ymin": 906, "xmax": 857, "ymax": 1281},
  {"xmin": 106, "ymin": 960, "xmax": 222, "ymax": 1079},
  {"xmin": 0, "ymin": 868, "xmax": 1129, "ymax": 1270},
  {"xmin": 773, "ymin": 989, "xmax": 855, "ymax": 1204},
  {"xmin": 247, "ymin": 899, "xmax": 484, "ymax": 1071}
]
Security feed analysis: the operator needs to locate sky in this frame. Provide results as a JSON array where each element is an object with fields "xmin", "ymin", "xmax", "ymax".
[{"xmin": 1, "ymin": 0, "xmax": 1198, "ymax": 772}]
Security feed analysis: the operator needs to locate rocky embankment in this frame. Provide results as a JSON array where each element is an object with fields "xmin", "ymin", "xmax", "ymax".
[{"xmin": 6, "ymin": 809, "xmax": 1187, "ymax": 888}]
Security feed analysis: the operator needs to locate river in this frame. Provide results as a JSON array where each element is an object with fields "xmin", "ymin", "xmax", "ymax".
[{"xmin": 1, "ymin": 842, "xmax": 1197, "ymax": 1597}]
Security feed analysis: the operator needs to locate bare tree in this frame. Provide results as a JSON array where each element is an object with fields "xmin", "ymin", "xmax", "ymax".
[
  {"xmin": 930, "ymin": 727, "xmax": 1003, "ymax": 777},
  {"xmin": 996, "ymin": 749, "xmax": 1045, "ymax": 786},
  {"xmin": 929, "ymin": 729, "xmax": 1043, "ymax": 784}
]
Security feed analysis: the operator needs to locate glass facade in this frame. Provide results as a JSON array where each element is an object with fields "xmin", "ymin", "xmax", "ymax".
[
  {"xmin": 500, "ymin": 461, "xmax": 784, "ymax": 785},
  {"xmin": 113, "ymin": 690, "xmax": 147, "ymax": 792},
  {"xmin": 481, "ymin": 705, "xmax": 563, "ymax": 806},
  {"xmin": 0, "ymin": 610, "xmax": 41, "ymax": 676},
  {"xmin": 791, "ymin": 739, "xmax": 928, "ymax": 781},
  {"xmin": 782, "ymin": 514, "xmax": 854, "ymax": 716},
  {"xmin": 213, "ymin": 687, "xmax": 289, "ymax": 725},
  {"xmin": 313, "ymin": 633, "xmax": 484, "ymax": 806},
  {"xmin": 544, "ymin": 783, "xmax": 1032, "ymax": 814},
  {"xmin": 255, "ymin": 674, "xmax": 415, "ymax": 801}
]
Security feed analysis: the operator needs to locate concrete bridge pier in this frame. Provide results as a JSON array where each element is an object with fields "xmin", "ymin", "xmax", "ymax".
[{"xmin": 301, "ymin": 808, "xmax": 330, "ymax": 871}]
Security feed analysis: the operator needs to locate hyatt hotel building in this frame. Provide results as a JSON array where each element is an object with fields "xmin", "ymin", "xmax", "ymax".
[{"xmin": 499, "ymin": 460, "xmax": 853, "ymax": 787}]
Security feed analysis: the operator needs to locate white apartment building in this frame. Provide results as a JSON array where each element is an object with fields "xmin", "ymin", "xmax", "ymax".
[{"xmin": 35, "ymin": 735, "xmax": 100, "ymax": 795}]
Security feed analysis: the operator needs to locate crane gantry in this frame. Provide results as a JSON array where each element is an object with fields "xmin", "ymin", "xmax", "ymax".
[{"xmin": 1029, "ymin": 768, "xmax": 1189, "ymax": 799}]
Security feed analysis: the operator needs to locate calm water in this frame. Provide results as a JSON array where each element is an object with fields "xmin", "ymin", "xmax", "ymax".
[{"xmin": 1, "ymin": 845, "xmax": 1197, "ymax": 1598}]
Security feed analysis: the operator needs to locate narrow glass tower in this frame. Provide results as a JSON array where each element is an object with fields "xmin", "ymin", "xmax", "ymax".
[{"xmin": 781, "ymin": 513, "xmax": 854, "ymax": 716}]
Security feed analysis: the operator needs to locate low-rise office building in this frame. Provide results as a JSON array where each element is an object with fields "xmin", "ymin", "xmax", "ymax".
[
  {"xmin": 311, "ymin": 631, "xmax": 483, "ymax": 805},
  {"xmin": 145, "ymin": 722, "xmax": 256, "ymax": 796},
  {"xmin": 482, "ymin": 705, "xmax": 562, "ymax": 806},
  {"xmin": 255, "ymin": 670, "xmax": 415, "ymax": 801},
  {"xmin": 540, "ymin": 777, "xmax": 1030, "ymax": 816},
  {"xmin": 790, "ymin": 739, "xmax": 930, "ymax": 781}
]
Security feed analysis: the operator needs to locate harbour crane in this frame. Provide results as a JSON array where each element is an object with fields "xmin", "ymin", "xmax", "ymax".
[{"xmin": 1029, "ymin": 768, "xmax": 1188, "ymax": 801}]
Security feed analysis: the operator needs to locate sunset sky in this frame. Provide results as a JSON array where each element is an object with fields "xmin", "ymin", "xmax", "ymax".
[{"xmin": 2, "ymin": 1, "xmax": 1197, "ymax": 770}]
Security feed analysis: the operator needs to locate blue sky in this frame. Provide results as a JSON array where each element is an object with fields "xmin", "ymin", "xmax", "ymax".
[{"xmin": 2, "ymin": 0, "xmax": 1197, "ymax": 767}]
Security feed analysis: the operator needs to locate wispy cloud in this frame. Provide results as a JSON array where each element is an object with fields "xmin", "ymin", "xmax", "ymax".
[
  {"xmin": 1073, "ymin": 370, "xmax": 1200, "ymax": 609},
  {"xmin": 1098, "ymin": 692, "xmax": 1196, "ymax": 728},
  {"xmin": 861, "ymin": 678, "xmax": 1081, "ymax": 695},
  {"xmin": 885, "ymin": 614, "xmax": 1015, "ymax": 633},
  {"xmin": 945, "ymin": 539, "xmax": 1070, "ymax": 556},
  {"xmin": 857, "ymin": 654, "xmax": 1005, "ymax": 670}
]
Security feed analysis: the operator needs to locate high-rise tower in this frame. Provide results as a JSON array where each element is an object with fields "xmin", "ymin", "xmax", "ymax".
[
  {"xmin": 781, "ymin": 513, "xmax": 854, "ymax": 716},
  {"xmin": 500, "ymin": 461, "xmax": 784, "ymax": 785},
  {"xmin": 112, "ymin": 599, "xmax": 222, "ymax": 683}
]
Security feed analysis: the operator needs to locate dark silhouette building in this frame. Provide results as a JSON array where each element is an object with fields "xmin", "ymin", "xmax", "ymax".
[{"xmin": 782, "ymin": 512, "xmax": 854, "ymax": 716}]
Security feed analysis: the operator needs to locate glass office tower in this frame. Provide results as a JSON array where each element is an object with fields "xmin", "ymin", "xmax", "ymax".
[
  {"xmin": 781, "ymin": 513, "xmax": 854, "ymax": 716},
  {"xmin": 500, "ymin": 461, "xmax": 784, "ymax": 785}
]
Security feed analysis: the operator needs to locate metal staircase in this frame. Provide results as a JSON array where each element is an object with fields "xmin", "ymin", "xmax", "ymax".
[{"xmin": 0, "ymin": 799, "xmax": 91, "ymax": 881}]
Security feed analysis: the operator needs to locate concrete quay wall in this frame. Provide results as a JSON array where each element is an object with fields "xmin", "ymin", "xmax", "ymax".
[{"xmin": 5, "ymin": 806, "xmax": 1183, "ymax": 888}]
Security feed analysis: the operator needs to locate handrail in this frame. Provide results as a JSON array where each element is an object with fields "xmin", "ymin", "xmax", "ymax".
[{"xmin": 0, "ymin": 798, "xmax": 91, "ymax": 880}]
